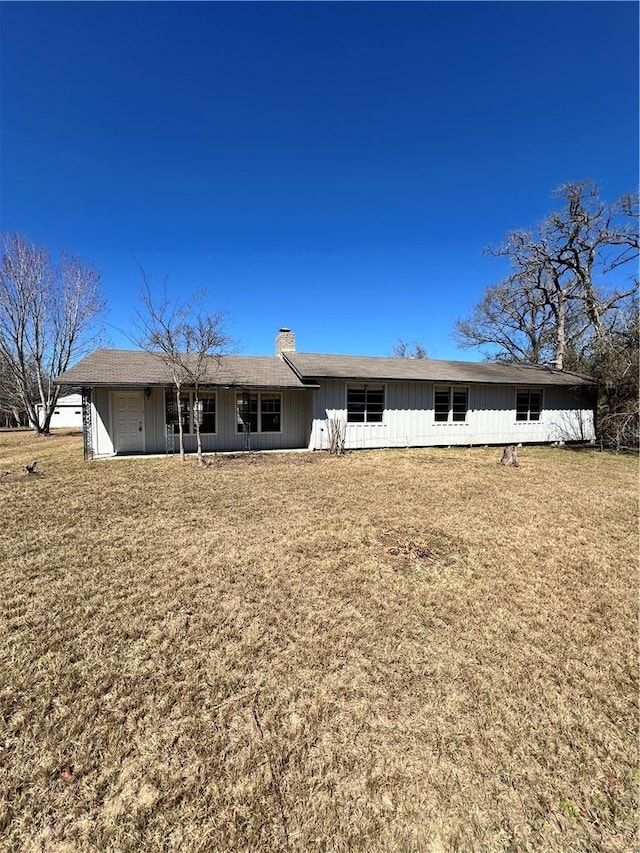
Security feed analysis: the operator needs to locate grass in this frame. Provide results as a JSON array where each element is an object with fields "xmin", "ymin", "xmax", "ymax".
[{"xmin": 0, "ymin": 430, "xmax": 638, "ymax": 852}]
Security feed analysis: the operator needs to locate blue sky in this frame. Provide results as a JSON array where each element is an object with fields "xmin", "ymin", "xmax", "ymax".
[{"xmin": 1, "ymin": 1, "xmax": 638, "ymax": 360}]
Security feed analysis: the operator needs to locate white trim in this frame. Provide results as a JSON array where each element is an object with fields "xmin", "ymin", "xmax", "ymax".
[
  {"xmin": 345, "ymin": 381, "xmax": 387, "ymax": 425},
  {"xmin": 514, "ymin": 387, "xmax": 544, "ymax": 423},
  {"xmin": 164, "ymin": 389, "xmax": 218, "ymax": 436},
  {"xmin": 235, "ymin": 391, "xmax": 283, "ymax": 434},
  {"xmin": 193, "ymin": 390, "xmax": 218, "ymax": 436},
  {"xmin": 110, "ymin": 390, "xmax": 146, "ymax": 454},
  {"xmin": 433, "ymin": 384, "xmax": 470, "ymax": 425}
]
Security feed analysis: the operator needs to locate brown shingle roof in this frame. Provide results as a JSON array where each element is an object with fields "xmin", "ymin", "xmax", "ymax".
[
  {"xmin": 56, "ymin": 349, "xmax": 315, "ymax": 389},
  {"xmin": 57, "ymin": 347, "xmax": 595, "ymax": 390},
  {"xmin": 284, "ymin": 352, "xmax": 595, "ymax": 387}
]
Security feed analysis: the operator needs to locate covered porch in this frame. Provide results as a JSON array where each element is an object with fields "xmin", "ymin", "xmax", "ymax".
[{"xmin": 83, "ymin": 384, "xmax": 315, "ymax": 459}]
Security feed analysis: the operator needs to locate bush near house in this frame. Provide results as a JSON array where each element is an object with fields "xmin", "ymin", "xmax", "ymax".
[{"xmin": 1, "ymin": 432, "xmax": 637, "ymax": 852}]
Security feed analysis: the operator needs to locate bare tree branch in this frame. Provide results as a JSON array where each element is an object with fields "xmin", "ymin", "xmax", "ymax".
[
  {"xmin": 132, "ymin": 265, "xmax": 231, "ymax": 464},
  {"xmin": 391, "ymin": 339, "xmax": 429, "ymax": 359},
  {"xmin": 0, "ymin": 233, "xmax": 105, "ymax": 433},
  {"xmin": 456, "ymin": 182, "xmax": 639, "ymax": 448},
  {"xmin": 459, "ymin": 181, "xmax": 639, "ymax": 369}
]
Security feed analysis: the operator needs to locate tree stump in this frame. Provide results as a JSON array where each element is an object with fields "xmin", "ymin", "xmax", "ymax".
[
  {"xmin": 499, "ymin": 445, "xmax": 519, "ymax": 467},
  {"xmin": 1, "ymin": 461, "xmax": 39, "ymax": 482}
]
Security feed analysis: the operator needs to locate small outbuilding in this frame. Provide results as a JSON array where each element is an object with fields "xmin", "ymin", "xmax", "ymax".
[{"xmin": 37, "ymin": 393, "xmax": 84, "ymax": 430}]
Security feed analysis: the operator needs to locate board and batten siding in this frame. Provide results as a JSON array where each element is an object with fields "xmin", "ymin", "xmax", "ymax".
[
  {"xmin": 89, "ymin": 381, "xmax": 594, "ymax": 456},
  {"xmin": 90, "ymin": 387, "xmax": 114, "ymax": 456},
  {"xmin": 89, "ymin": 387, "xmax": 154, "ymax": 456},
  {"xmin": 172, "ymin": 388, "xmax": 313, "ymax": 453},
  {"xmin": 90, "ymin": 386, "xmax": 313, "ymax": 456},
  {"xmin": 308, "ymin": 380, "xmax": 595, "ymax": 450}
]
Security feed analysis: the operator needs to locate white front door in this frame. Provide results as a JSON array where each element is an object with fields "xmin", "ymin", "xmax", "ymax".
[{"xmin": 113, "ymin": 392, "xmax": 144, "ymax": 454}]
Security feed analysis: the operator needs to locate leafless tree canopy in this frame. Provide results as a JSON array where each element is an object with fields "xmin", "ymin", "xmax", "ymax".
[
  {"xmin": 0, "ymin": 233, "xmax": 105, "ymax": 433},
  {"xmin": 134, "ymin": 270, "xmax": 230, "ymax": 464},
  {"xmin": 454, "ymin": 181, "xmax": 639, "ymax": 448},
  {"xmin": 455, "ymin": 181, "xmax": 639, "ymax": 370},
  {"xmin": 392, "ymin": 339, "xmax": 429, "ymax": 359},
  {"xmin": 586, "ymin": 302, "xmax": 639, "ymax": 450}
]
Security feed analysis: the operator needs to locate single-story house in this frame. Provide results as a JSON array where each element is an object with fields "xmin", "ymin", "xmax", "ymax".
[
  {"xmin": 55, "ymin": 328, "xmax": 597, "ymax": 458},
  {"xmin": 37, "ymin": 393, "xmax": 83, "ymax": 430}
]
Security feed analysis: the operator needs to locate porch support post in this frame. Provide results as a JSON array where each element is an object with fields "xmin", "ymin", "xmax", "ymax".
[{"xmin": 81, "ymin": 386, "xmax": 93, "ymax": 461}]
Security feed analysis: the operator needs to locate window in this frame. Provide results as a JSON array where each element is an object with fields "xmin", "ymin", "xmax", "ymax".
[
  {"xmin": 516, "ymin": 389, "xmax": 542, "ymax": 422},
  {"xmin": 196, "ymin": 395, "xmax": 216, "ymax": 433},
  {"xmin": 237, "ymin": 394, "xmax": 258, "ymax": 433},
  {"xmin": 434, "ymin": 386, "xmax": 468, "ymax": 423},
  {"xmin": 260, "ymin": 394, "xmax": 281, "ymax": 432},
  {"xmin": 166, "ymin": 390, "xmax": 191, "ymax": 433},
  {"xmin": 236, "ymin": 393, "xmax": 281, "ymax": 433},
  {"xmin": 165, "ymin": 390, "xmax": 216, "ymax": 433},
  {"xmin": 347, "ymin": 385, "xmax": 384, "ymax": 423}
]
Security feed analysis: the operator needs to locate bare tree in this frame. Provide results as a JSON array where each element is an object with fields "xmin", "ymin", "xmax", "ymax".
[
  {"xmin": 181, "ymin": 310, "xmax": 229, "ymax": 465},
  {"xmin": 455, "ymin": 182, "xmax": 639, "ymax": 369},
  {"xmin": 581, "ymin": 301, "xmax": 639, "ymax": 450},
  {"xmin": 0, "ymin": 233, "xmax": 105, "ymax": 434},
  {"xmin": 392, "ymin": 339, "xmax": 429, "ymax": 359},
  {"xmin": 455, "ymin": 279, "xmax": 556, "ymax": 363},
  {"xmin": 0, "ymin": 351, "xmax": 29, "ymax": 426},
  {"xmin": 134, "ymin": 272, "xmax": 230, "ymax": 464},
  {"xmin": 327, "ymin": 417, "xmax": 346, "ymax": 454},
  {"xmin": 135, "ymin": 278, "xmax": 190, "ymax": 461},
  {"xmin": 454, "ymin": 182, "xmax": 639, "ymax": 449}
]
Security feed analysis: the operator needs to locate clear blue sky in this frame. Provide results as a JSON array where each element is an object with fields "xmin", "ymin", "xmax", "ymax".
[{"xmin": 1, "ymin": 1, "xmax": 638, "ymax": 360}]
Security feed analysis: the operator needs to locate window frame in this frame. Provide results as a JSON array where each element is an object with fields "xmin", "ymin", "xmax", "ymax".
[
  {"xmin": 195, "ymin": 392, "xmax": 217, "ymax": 434},
  {"xmin": 258, "ymin": 392, "xmax": 282, "ymax": 433},
  {"xmin": 433, "ymin": 385, "xmax": 469, "ymax": 424},
  {"xmin": 515, "ymin": 387, "xmax": 543, "ymax": 423},
  {"xmin": 236, "ymin": 392, "xmax": 283, "ymax": 434},
  {"xmin": 346, "ymin": 383, "xmax": 386, "ymax": 424},
  {"xmin": 165, "ymin": 389, "xmax": 217, "ymax": 435}
]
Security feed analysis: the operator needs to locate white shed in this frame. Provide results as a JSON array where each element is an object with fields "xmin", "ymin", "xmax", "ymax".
[{"xmin": 38, "ymin": 393, "xmax": 83, "ymax": 429}]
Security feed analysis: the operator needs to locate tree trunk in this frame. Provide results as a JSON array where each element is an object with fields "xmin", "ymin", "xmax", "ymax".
[
  {"xmin": 175, "ymin": 384, "xmax": 185, "ymax": 461},
  {"xmin": 194, "ymin": 385, "xmax": 204, "ymax": 466},
  {"xmin": 553, "ymin": 293, "xmax": 566, "ymax": 369},
  {"xmin": 499, "ymin": 445, "xmax": 519, "ymax": 467},
  {"xmin": 23, "ymin": 392, "xmax": 42, "ymax": 433},
  {"xmin": 38, "ymin": 416, "xmax": 51, "ymax": 435},
  {"xmin": 39, "ymin": 403, "xmax": 54, "ymax": 435}
]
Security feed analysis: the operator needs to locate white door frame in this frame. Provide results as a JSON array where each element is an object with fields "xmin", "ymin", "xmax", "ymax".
[{"xmin": 111, "ymin": 390, "xmax": 145, "ymax": 454}]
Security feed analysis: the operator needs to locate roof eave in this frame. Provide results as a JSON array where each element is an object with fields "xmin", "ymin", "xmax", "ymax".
[
  {"xmin": 54, "ymin": 379, "xmax": 318, "ymax": 390},
  {"xmin": 287, "ymin": 372, "xmax": 595, "ymax": 387}
]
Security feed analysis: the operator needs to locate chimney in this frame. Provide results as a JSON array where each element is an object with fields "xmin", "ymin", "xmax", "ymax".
[{"xmin": 276, "ymin": 327, "xmax": 296, "ymax": 356}]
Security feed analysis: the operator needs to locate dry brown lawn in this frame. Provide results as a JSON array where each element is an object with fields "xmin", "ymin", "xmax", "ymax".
[{"xmin": 0, "ymin": 431, "xmax": 638, "ymax": 852}]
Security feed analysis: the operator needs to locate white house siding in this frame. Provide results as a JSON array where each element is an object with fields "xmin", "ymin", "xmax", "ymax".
[
  {"xmin": 90, "ymin": 387, "xmax": 152, "ymax": 456},
  {"xmin": 91, "ymin": 387, "xmax": 114, "ymax": 456},
  {"xmin": 542, "ymin": 385, "xmax": 596, "ymax": 442},
  {"xmin": 174, "ymin": 388, "xmax": 313, "ymax": 454},
  {"xmin": 144, "ymin": 387, "xmax": 167, "ymax": 452},
  {"xmin": 309, "ymin": 380, "xmax": 595, "ymax": 450},
  {"xmin": 91, "ymin": 386, "xmax": 313, "ymax": 456},
  {"xmin": 89, "ymin": 381, "xmax": 594, "ymax": 457}
]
